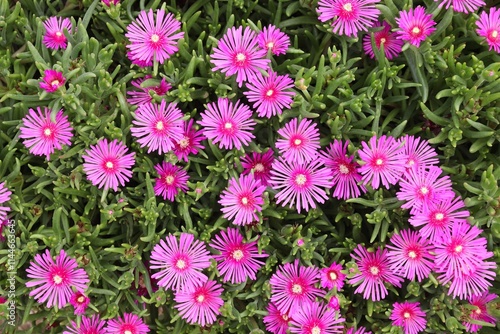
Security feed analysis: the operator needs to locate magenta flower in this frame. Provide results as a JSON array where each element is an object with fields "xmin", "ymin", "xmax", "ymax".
[
  {"xmin": 269, "ymin": 259, "xmax": 323, "ymax": 316},
  {"xmin": 26, "ymin": 249, "xmax": 89, "ymax": 309},
  {"xmin": 317, "ymin": 0, "xmax": 380, "ymax": 37},
  {"xmin": 211, "ymin": 26, "xmax": 270, "ymax": 87},
  {"xmin": 209, "ymin": 227, "xmax": 268, "ymax": 284},
  {"xmin": 444, "ymin": 259, "xmax": 496, "ymax": 299},
  {"xmin": 258, "ymin": 25, "xmax": 290, "ymax": 56},
  {"xmin": 320, "ymin": 262, "xmax": 346, "ymax": 290},
  {"xmin": 19, "ymin": 107, "xmax": 73, "ymax": 160},
  {"xmin": 219, "ymin": 174, "xmax": 266, "ymax": 226},
  {"xmin": 127, "ymin": 50, "xmax": 153, "ymax": 67},
  {"xmin": 320, "ymin": 140, "xmax": 366, "ymax": 200},
  {"xmin": 106, "ymin": 313, "xmax": 150, "ymax": 334},
  {"xmin": 398, "ymin": 135, "xmax": 439, "ymax": 175},
  {"xmin": 241, "ymin": 150, "xmax": 274, "ymax": 186},
  {"xmin": 363, "ymin": 21, "xmax": 403, "ymax": 60},
  {"xmin": 150, "ymin": 233, "xmax": 211, "ymax": 291},
  {"xmin": 462, "ymin": 292, "xmax": 498, "ymax": 333},
  {"xmin": 102, "ymin": 0, "xmax": 120, "ymax": 6},
  {"xmin": 476, "ymin": 8, "xmax": 500, "ymax": 53},
  {"xmin": 153, "ymin": 162, "xmax": 189, "ymax": 201},
  {"xmin": 40, "ymin": 69, "xmax": 66, "ymax": 93},
  {"xmin": 395, "ymin": 6, "xmax": 436, "ymax": 47},
  {"xmin": 69, "ymin": 291, "xmax": 90, "ymax": 315},
  {"xmin": 328, "ymin": 295, "xmax": 340, "ymax": 311},
  {"xmin": 82, "ymin": 139, "xmax": 135, "ymax": 191},
  {"xmin": 264, "ymin": 302, "xmax": 292, "ymax": 334},
  {"xmin": 126, "ymin": 9, "xmax": 184, "ymax": 65},
  {"xmin": 349, "ymin": 245, "xmax": 403, "ymax": 301},
  {"xmin": 127, "ymin": 75, "xmax": 171, "ymax": 106},
  {"xmin": 346, "ymin": 327, "xmax": 372, "ymax": 334},
  {"xmin": 289, "ymin": 301, "xmax": 345, "ymax": 334},
  {"xmin": 386, "ymin": 229, "xmax": 434, "ymax": 282},
  {"xmin": 63, "ymin": 315, "xmax": 107, "ymax": 334},
  {"xmin": 358, "ymin": 135, "xmax": 405, "ymax": 190},
  {"xmin": 198, "ymin": 98, "xmax": 256, "ymax": 150},
  {"xmin": 276, "ymin": 118, "xmax": 320, "ymax": 164},
  {"xmin": 43, "ymin": 16, "xmax": 72, "ymax": 49},
  {"xmin": 390, "ymin": 301, "xmax": 427, "ymax": 334},
  {"xmin": 244, "ymin": 71, "xmax": 295, "ymax": 118},
  {"xmin": 437, "ymin": 0, "xmax": 485, "ymax": 14},
  {"xmin": 174, "ymin": 280, "xmax": 224, "ymax": 327},
  {"xmin": 173, "ymin": 119, "xmax": 206, "ymax": 162},
  {"xmin": 0, "ymin": 182, "xmax": 12, "ymax": 223}
]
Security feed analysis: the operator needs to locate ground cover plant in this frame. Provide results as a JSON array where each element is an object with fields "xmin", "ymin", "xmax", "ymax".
[{"xmin": 0, "ymin": 0, "xmax": 499, "ymax": 333}]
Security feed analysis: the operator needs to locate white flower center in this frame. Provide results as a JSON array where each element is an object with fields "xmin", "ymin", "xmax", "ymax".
[
  {"xmin": 403, "ymin": 312, "xmax": 411, "ymax": 319},
  {"xmin": 282, "ymin": 314, "xmax": 289, "ymax": 321},
  {"xmin": 343, "ymin": 3, "xmax": 353, "ymax": 12},
  {"xmin": 266, "ymin": 89, "xmax": 274, "ymax": 97},
  {"xmin": 435, "ymin": 213, "xmax": 444, "ymax": 221},
  {"xmin": 266, "ymin": 41, "xmax": 274, "ymax": 49},
  {"xmin": 380, "ymin": 37, "xmax": 386, "ymax": 44},
  {"xmin": 224, "ymin": 122, "xmax": 233, "ymax": 129},
  {"xmin": 339, "ymin": 164, "xmax": 349, "ymax": 174},
  {"xmin": 53, "ymin": 274, "xmax": 63, "ymax": 285},
  {"xmin": 105, "ymin": 161, "xmax": 114, "ymax": 169},
  {"xmin": 420, "ymin": 186, "xmax": 429, "ymax": 195},
  {"xmin": 236, "ymin": 53, "xmax": 246, "ymax": 63},
  {"xmin": 151, "ymin": 34, "xmax": 160, "ymax": 43},
  {"xmin": 407, "ymin": 159, "xmax": 415, "ymax": 166},
  {"xmin": 369, "ymin": 266, "xmax": 380, "ymax": 276},
  {"xmin": 292, "ymin": 284, "xmax": 303, "ymax": 294},
  {"xmin": 454, "ymin": 245, "xmax": 463, "ymax": 253},
  {"xmin": 176, "ymin": 259, "xmax": 186, "ymax": 269},
  {"xmin": 232, "ymin": 249, "xmax": 244, "ymax": 261},
  {"xmin": 375, "ymin": 158, "xmax": 383, "ymax": 166},
  {"xmin": 241, "ymin": 197, "xmax": 249, "ymax": 205},
  {"xmin": 408, "ymin": 250, "xmax": 417, "ymax": 259},
  {"xmin": 179, "ymin": 137, "xmax": 189, "ymax": 148},
  {"xmin": 124, "ymin": 331, "xmax": 132, "ymax": 334},
  {"xmin": 474, "ymin": 307, "xmax": 482, "ymax": 315},
  {"xmin": 254, "ymin": 163, "xmax": 264, "ymax": 172},
  {"xmin": 293, "ymin": 138, "xmax": 302, "ymax": 146},
  {"xmin": 165, "ymin": 175, "xmax": 175, "ymax": 185},
  {"xmin": 295, "ymin": 174, "xmax": 307, "ymax": 185},
  {"xmin": 196, "ymin": 294, "xmax": 205, "ymax": 303},
  {"xmin": 55, "ymin": 31, "xmax": 63, "ymax": 37},
  {"xmin": 412, "ymin": 27, "xmax": 421, "ymax": 35},
  {"xmin": 51, "ymin": 80, "xmax": 60, "ymax": 86},
  {"xmin": 77, "ymin": 296, "xmax": 85, "ymax": 303},
  {"xmin": 43, "ymin": 128, "xmax": 52, "ymax": 137},
  {"xmin": 329, "ymin": 272, "xmax": 337, "ymax": 280},
  {"xmin": 156, "ymin": 121, "xmax": 164, "ymax": 131},
  {"xmin": 492, "ymin": 30, "xmax": 498, "ymax": 38}
]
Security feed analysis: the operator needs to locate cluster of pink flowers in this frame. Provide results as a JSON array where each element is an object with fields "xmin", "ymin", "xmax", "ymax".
[{"xmin": 63, "ymin": 313, "xmax": 149, "ymax": 334}]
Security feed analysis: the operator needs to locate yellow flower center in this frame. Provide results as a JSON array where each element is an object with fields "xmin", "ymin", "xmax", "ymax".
[
  {"xmin": 51, "ymin": 80, "xmax": 60, "ymax": 86},
  {"xmin": 179, "ymin": 137, "xmax": 189, "ymax": 148},
  {"xmin": 165, "ymin": 175, "xmax": 175, "ymax": 185},
  {"xmin": 77, "ymin": 296, "xmax": 85, "ymax": 303},
  {"xmin": 412, "ymin": 27, "xmax": 421, "ymax": 35},
  {"xmin": 232, "ymin": 249, "xmax": 244, "ymax": 261},
  {"xmin": 292, "ymin": 284, "xmax": 303, "ymax": 294}
]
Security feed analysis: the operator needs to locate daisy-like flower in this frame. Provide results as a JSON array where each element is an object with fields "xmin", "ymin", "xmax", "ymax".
[
  {"xmin": 444, "ymin": 260, "xmax": 497, "ymax": 299},
  {"xmin": 131, "ymin": 100, "xmax": 184, "ymax": 154},
  {"xmin": 263, "ymin": 302, "xmax": 291, "ymax": 334},
  {"xmin": 39, "ymin": 69, "xmax": 66, "ymax": 93},
  {"xmin": 0, "ymin": 182, "xmax": 12, "ymax": 223},
  {"xmin": 346, "ymin": 327, "xmax": 372, "ymax": 334},
  {"xmin": 69, "ymin": 291, "xmax": 90, "ymax": 315},
  {"xmin": 395, "ymin": 6, "xmax": 436, "ymax": 47},
  {"xmin": 320, "ymin": 140, "xmax": 366, "ymax": 200},
  {"xmin": 257, "ymin": 25, "xmax": 290, "ymax": 55},
  {"xmin": 153, "ymin": 162, "xmax": 189, "ymax": 201},
  {"xmin": 398, "ymin": 135, "xmax": 439, "ymax": 175},
  {"xmin": 317, "ymin": 0, "xmax": 380, "ymax": 37},
  {"xmin": 82, "ymin": 139, "xmax": 135, "ymax": 191},
  {"xmin": 390, "ymin": 301, "xmax": 427, "ymax": 334},
  {"xmin": 386, "ymin": 229, "xmax": 434, "ymax": 282},
  {"xmin": 437, "ymin": 0, "xmax": 485, "ymax": 14},
  {"xmin": 363, "ymin": 21, "xmax": 403, "ymax": 60},
  {"xmin": 276, "ymin": 118, "xmax": 320, "ymax": 164},
  {"xmin": 125, "ymin": 9, "xmax": 184, "ymax": 65},
  {"xmin": 462, "ymin": 291, "xmax": 498, "ymax": 333},
  {"xmin": 357, "ymin": 135, "xmax": 405, "ymax": 190},
  {"xmin": 269, "ymin": 259, "xmax": 323, "ymax": 316},
  {"xmin": 269, "ymin": 158, "xmax": 332, "ymax": 213},
  {"xmin": 349, "ymin": 245, "xmax": 403, "ymax": 301},
  {"xmin": 219, "ymin": 174, "xmax": 266, "ymax": 226},
  {"xmin": 19, "ymin": 107, "xmax": 73, "ymax": 160},
  {"xmin": 127, "ymin": 75, "xmax": 172, "ymax": 106},
  {"xmin": 241, "ymin": 150, "xmax": 275, "ymax": 186},
  {"xmin": 198, "ymin": 98, "xmax": 256, "ymax": 150},
  {"xmin": 476, "ymin": 8, "xmax": 500, "ymax": 53},
  {"xmin": 106, "ymin": 313, "xmax": 150, "ymax": 334},
  {"xmin": 320, "ymin": 262, "xmax": 346, "ymax": 290},
  {"xmin": 63, "ymin": 315, "xmax": 107, "ymax": 334},
  {"xmin": 150, "ymin": 233, "xmax": 212, "ymax": 291},
  {"xmin": 173, "ymin": 119, "xmax": 206, "ymax": 162},
  {"xmin": 43, "ymin": 16, "xmax": 72, "ymax": 49},
  {"xmin": 209, "ymin": 227, "xmax": 268, "ymax": 284},
  {"xmin": 243, "ymin": 71, "xmax": 295, "ymax": 118},
  {"xmin": 127, "ymin": 50, "xmax": 153, "ymax": 67},
  {"xmin": 289, "ymin": 301, "xmax": 345, "ymax": 334},
  {"xmin": 174, "ymin": 280, "xmax": 224, "ymax": 327},
  {"xmin": 409, "ymin": 196, "xmax": 469, "ymax": 242},
  {"xmin": 26, "ymin": 249, "xmax": 89, "ymax": 309},
  {"xmin": 211, "ymin": 26, "xmax": 270, "ymax": 87}
]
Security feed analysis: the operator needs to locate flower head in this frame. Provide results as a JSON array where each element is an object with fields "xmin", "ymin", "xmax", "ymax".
[
  {"xmin": 40, "ymin": 70, "xmax": 66, "ymax": 93},
  {"xmin": 43, "ymin": 17, "xmax": 72, "ymax": 49},
  {"xmin": 258, "ymin": 25, "xmax": 290, "ymax": 55},
  {"xmin": 82, "ymin": 139, "xmax": 135, "ymax": 191},
  {"xmin": 320, "ymin": 262, "xmax": 346, "ymax": 290},
  {"xmin": 288, "ymin": 301, "xmax": 345, "ymax": 334},
  {"xmin": 126, "ymin": 9, "xmax": 184, "ymax": 65},
  {"xmin": 346, "ymin": 327, "xmax": 372, "ymax": 334},
  {"xmin": 241, "ymin": 150, "xmax": 275, "ymax": 186},
  {"xmin": 69, "ymin": 291, "xmax": 90, "ymax": 315},
  {"xmin": 443, "ymin": 260, "xmax": 497, "ymax": 299},
  {"xmin": 106, "ymin": 313, "xmax": 150, "ymax": 334},
  {"xmin": 476, "ymin": 8, "xmax": 500, "ymax": 53},
  {"xmin": 127, "ymin": 75, "xmax": 171, "ymax": 106},
  {"xmin": 390, "ymin": 301, "xmax": 427, "ymax": 334},
  {"xmin": 437, "ymin": 0, "xmax": 485, "ymax": 14},
  {"xmin": 395, "ymin": 6, "xmax": 436, "ymax": 47},
  {"xmin": 0, "ymin": 182, "xmax": 12, "ymax": 223},
  {"xmin": 102, "ymin": 0, "xmax": 120, "ymax": 6},
  {"xmin": 398, "ymin": 135, "xmax": 439, "ymax": 175},
  {"xmin": 264, "ymin": 302, "xmax": 291, "ymax": 334},
  {"xmin": 363, "ymin": 21, "xmax": 403, "ymax": 60},
  {"xmin": 153, "ymin": 162, "xmax": 189, "ymax": 201},
  {"xmin": 276, "ymin": 118, "xmax": 320, "ymax": 164},
  {"xmin": 462, "ymin": 291, "xmax": 498, "ymax": 333},
  {"xmin": 26, "ymin": 249, "xmax": 89, "ymax": 309},
  {"xmin": 63, "ymin": 315, "xmax": 107, "ymax": 334},
  {"xmin": 173, "ymin": 119, "xmax": 206, "ymax": 162}
]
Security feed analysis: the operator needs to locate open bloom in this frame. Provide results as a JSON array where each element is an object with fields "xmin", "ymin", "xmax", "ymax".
[
  {"xmin": 0, "ymin": 182, "xmax": 12, "ymax": 223},
  {"xmin": 462, "ymin": 291, "xmax": 498, "ymax": 333},
  {"xmin": 320, "ymin": 262, "xmax": 346, "ymax": 290},
  {"xmin": 20, "ymin": 107, "xmax": 73, "ymax": 160},
  {"xmin": 276, "ymin": 118, "xmax": 320, "ymax": 164},
  {"xmin": 127, "ymin": 75, "xmax": 171, "ymax": 106},
  {"xmin": 173, "ymin": 119, "xmax": 206, "ymax": 162},
  {"xmin": 395, "ymin": 6, "xmax": 436, "ymax": 47},
  {"xmin": 257, "ymin": 25, "xmax": 290, "ymax": 55},
  {"xmin": 43, "ymin": 16, "xmax": 72, "ymax": 49},
  {"xmin": 69, "ymin": 291, "xmax": 90, "ymax": 315},
  {"xmin": 437, "ymin": 0, "xmax": 485, "ymax": 14},
  {"xmin": 241, "ymin": 150, "xmax": 275, "ymax": 186},
  {"xmin": 82, "ymin": 139, "xmax": 135, "ymax": 191},
  {"xmin": 363, "ymin": 21, "xmax": 403, "ymax": 60},
  {"xmin": 476, "ymin": 8, "xmax": 500, "ymax": 53},
  {"xmin": 26, "ymin": 249, "xmax": 89, "ymax": 309},
  {"xmin": 106, "ymin": 313, "xmax": 150, "ymax": 334},
  {"xmin": 63, "ymin": 315, "xmax": 107, "ymax": 334},
  {"xmin": 126, "ymin": 9, "xmax": 184, "ymax": 65},
  {"xmin": 398, "ymin": 135, "xmax": 439, "ymax": 176},
  {"xmin": 289, "ymin": 301, "xmax": 345, "ymax": 334},
  {"xmin": 443, "ymin": 260, "xmax": 497, "ymax": 299},
  {"xmin": 153, "ymin": 162, "xmax": 189, "ymax": 201},
  {"xmin": 264, "ymin": 302, "xmax": 292, "ymax": 334},
  {"xmin": 390, "ymin": 301, "xmax": 427, "ymax": 334},
  {"xmin": 40, "ymin": 70, "xmax": 66, "ymax": 93}
]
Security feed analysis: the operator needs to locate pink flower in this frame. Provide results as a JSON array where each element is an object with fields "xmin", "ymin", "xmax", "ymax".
[
  {"xmin": 398, "ymin": 135, "xmax": 439, "ymax": 175},
  {"xmin": 241, "ymin": 150, "xmax": 274, "ymax": 186},
  {"xmin": 358, "ymin": 135, "xmax": 405, "ymax": 190},
  {"xmin": 40, "ymin": 70, "xmax": 66, "ymax": 93},
  {"xmin": 244, "ymin": 71, "xmax": 295, "ymax": 118},
  {"xmin": 288, "ymin": 301, "xmax": 345, "ymax": 334},
  {"xmin": 276, "ymin": 118, "xmax": 320, "ymax": 164},
  {"xmin": 443, "ymin": 259, "xmax": 496, "ymax": 299},
  {"xmin": 263, "ymin": 302, "xmax": 291, "ymax": 334},
  {"xmin": 349, "ymin": 245, "xmax": 403, "ymax": 301},
  {"xmin": 317, "ymin": 0, "xmax": 380, "ymax": 37},
  {"xmin": 150, "ymin": 233, "xmax": 211, "ymax": 291},
  {"xmin": 198, "ymin": 98, "xmax": 256, "ymax": 150},
  {"xmin": 174, "ymin": 280, "xmax": 224, "ymax": 327},
  {"xmin": 26, "ymin": 249, "xmax": 89, "ymax": 309},
  {"xmin": 320, "ymin": 262, "xmax": 346, "ymax": 290},
  {"xmin": 462, "ymin": 292, "xmax": 498, "ymax": 333},
  {"xmin": 127, "ymin": 75, "xmax": 171, "ymax": 106},
  {"xmin": 43, "ymin": 17, "xmax": 72, "ymax": 49},
  {"xmin": 476, "ymin": 8, "xmax": 500, "ymax": 53},
  {"xmin": 395, "ymin": 6, "xmax": 436, "ymax": 47},
  {"xmin": 173, "ymin": 119, "xmax": 206, "ymax": 162},
  {"xmin": 386, "ymin": 229, "xmax": 434, "ymax": 282},
  {"xmin": 82, "ymin": 139, "xmax": 135, "ymax": 191},
  {"xmin": 63, "ymin": 315, "xmax": 107, "ymax": 334},
  {"xmin": 102, "ymin": 0, "xmax": 120, "ymax": 6},
  {"xmin": 269, "ymin": 259, "xmax": 323, "ymax": 316},
  {"xmin": 346, "ymin": 327, "xmax": 372, "ymax": 334},
  {"xmin": 19, "ymin": 107, "xmax": 73, "ymax": 160},
  {"xmin": 69, "ymin": 291, "xmax": 90, "ymax": 315},
  {"xmin": 106, "ymin": 313, "xmax": 150, "ymax": 334},
  {"xmin": 389, "ymin": 301, "xmax": 427, "ymax": 334},
  {"xmin": 363, "ymin": 21, "xmax": 403, "ymax": 60},
  {"xmin": 209, "ymin": 227, "xmax": 268, "ymax": 284},
  {"xmin": 258, "ymin": 25, "xmax": 290, "ymax": 55},
  {"xmin": 126, "ymin": 9, "xmax": 184, "ymax": 65},
  {"xmin": 131, "ymin": 100, "xmax": 184, "ymax": 154},
  {"xmin": 153, "ymin": 162, "xmax": 189, "ymax": 201},
  {"xmin": 327, "ymin": 295, "xmax": 340, "ymax": 310},
  {"xmin": 127, "ymin": 50, "xmax": 153, "ymax": 67},
  {"xmin": 437, "ymin": 0, "xmax": 485, "ymax": 14},
  {"xmin": 0, "ymin": 182, "xmax": 12, "ymax": 223},
  {"xmin": 210, "ymin": 26, "xmax": 270, "ymax": 87},
  {"xmin": 320, "ymin": 140, "xmax": 366, "ymax": 200}
]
